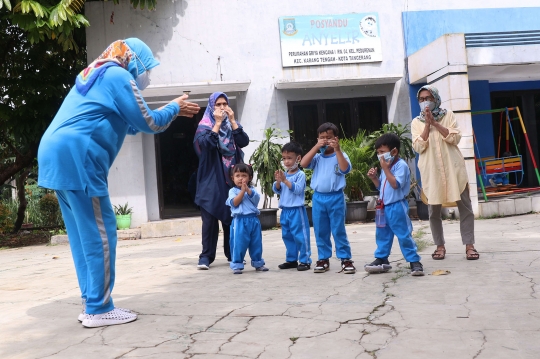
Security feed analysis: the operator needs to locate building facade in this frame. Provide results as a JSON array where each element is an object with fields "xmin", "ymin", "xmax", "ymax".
[{"xmin": 84, "ymin": 1, "xmax": 540, "ymax": 226}]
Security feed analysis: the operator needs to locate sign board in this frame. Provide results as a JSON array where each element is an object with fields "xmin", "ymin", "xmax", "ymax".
[{"xmin": 278, "ymin": 13, "xmax": 382, "ymax": 67}]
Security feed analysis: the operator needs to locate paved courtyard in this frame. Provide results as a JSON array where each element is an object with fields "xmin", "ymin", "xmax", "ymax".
[{"xmin": 1, "ymin": 213, "xmax": 539, "ymax": 359}]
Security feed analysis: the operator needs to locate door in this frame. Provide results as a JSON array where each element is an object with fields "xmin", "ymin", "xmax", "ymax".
[
  {"xmin": 155, "ymin": 110, "xmax": 204, "ymax": 219},
  {"xmin": 287, "ymin": 97, "xmax": 387, "ymax": 153}
]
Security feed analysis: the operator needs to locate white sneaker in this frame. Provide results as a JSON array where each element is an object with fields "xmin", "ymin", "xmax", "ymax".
[
  {"xmin": 82, "ymin": 308, "xmax": 138, "ymax": 328},
  {"xmin": 78, "ymin": 307, "xmax": 133, "ymax": 322},
  {"xmin": 197, "ymin": 264, "xmax": 209, "ymax": 270}
]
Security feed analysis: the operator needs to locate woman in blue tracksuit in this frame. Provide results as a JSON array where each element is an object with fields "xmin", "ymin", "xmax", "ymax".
[{"xmin": 38, "ymin": 38, "xmax": 200, "ymax": 328}]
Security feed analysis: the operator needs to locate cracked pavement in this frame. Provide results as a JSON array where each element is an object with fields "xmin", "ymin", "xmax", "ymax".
[{"xmin": 1, "ymin": 213, "xmax": 539, "ymax": 358}]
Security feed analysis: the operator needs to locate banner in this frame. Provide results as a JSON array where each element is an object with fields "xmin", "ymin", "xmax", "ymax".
[{"xmin": 278, "ymin": 13, "xmax": 382, "ymax": 67}]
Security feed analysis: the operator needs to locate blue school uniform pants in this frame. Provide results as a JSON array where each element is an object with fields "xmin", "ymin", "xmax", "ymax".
[
  {"xmin": 375, "ymin": 200, "xmax": 421, "ymax": 263},
  {"xmin": 229, "ymin": 214, "xmax": 265, "ymax": 270},
  {"xmin": 312, "ymin": 191, "xmax": 352, "ymax": 260},
  {"xmin": 56, "ymin": 190, "xmax": 117, "ymax": 315},
  {"xmin": 280, "ymin": 206, "xmax": 311, "ymax": 264}
]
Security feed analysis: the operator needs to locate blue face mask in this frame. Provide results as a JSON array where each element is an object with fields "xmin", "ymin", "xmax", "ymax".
[
  {"xmin": 377, "ymin": 149, "xmax": 396, "ymax": 164},
  {"xmin": 319, "ymin": 145, "xmax": 328, "ymax": 154}
]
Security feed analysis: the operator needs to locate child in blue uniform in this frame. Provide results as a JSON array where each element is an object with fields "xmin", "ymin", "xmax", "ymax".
[
  {"xmin": 37, "ymin": 39, "xmax": 200, "ymax": 327},
  {"xmin": 300, "ymin": 123, "xmax": 356, "ymax": 274},
  {"xmin": 365, "ymin": 133, "xmax": 424, "ymax": 276},
  {"xmin": 273, "ymin": 142, "xmax": 311, "ymax": 271},
  {"xmin": 226, "ymin": 163, "xmax": 268, "ymax": 274}
]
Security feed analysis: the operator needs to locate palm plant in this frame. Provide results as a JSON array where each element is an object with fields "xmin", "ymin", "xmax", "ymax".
[
  {"xmin": 367, "ymin": 123, "xmax": 415, "ymax": 163},
  {"xmin": 339, "ymin": 130, "xmax": 374, "ymax": 201},
  {"xmin": 250, "ymin": 126, "xmax": 289, "ymax": 209}
]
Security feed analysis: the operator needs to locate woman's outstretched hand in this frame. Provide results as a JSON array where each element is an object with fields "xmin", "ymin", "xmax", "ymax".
[{"xmin": 174, "ymin": 94, "xmax": 200, "ymax": 118}]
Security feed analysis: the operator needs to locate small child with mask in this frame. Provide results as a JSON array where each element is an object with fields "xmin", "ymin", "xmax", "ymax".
[
  {"xmin": 273, "ymin": 142, "xmax": 312, "ymax": 271},
  {"xmin": 365, "ymin": 133, "xmax": 424, "ymax": 276}
]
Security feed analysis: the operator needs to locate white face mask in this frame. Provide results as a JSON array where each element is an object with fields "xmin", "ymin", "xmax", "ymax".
[
  {"xmin": 419, "ymin": 100, "xmax": 435, "ymax": 112},
  {"xmin": 136, "ymin": 69, "xmax": 151, "ymax": 90},
  {"xmin": 281, "ymin": 156, "xmax": 300, "ymax": 171},
  {"xmin": 134, "ymin": 52, "xmax": 151, "ymax": 90},
  {"xmin": 377, "ymin": 149, "xmax": 396, "ymax": 163}
]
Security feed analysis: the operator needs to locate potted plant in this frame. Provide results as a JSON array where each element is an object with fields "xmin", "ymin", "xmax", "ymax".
[
  {"xmin": 250, "ymin": 126, "xmax": 289, "ymax": 230},
  {"xmin": 339, "ymin": 130, "xmax": 373, "ymax": 223},
  {"xmin": 113, "ymin": 203, "xmax": 133, "ymax": 230}
]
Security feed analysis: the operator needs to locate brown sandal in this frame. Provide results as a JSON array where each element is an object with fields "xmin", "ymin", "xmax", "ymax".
[
  {"xmin": 431, "ymin": 248, "xmax": 446, "ymax": 260},
  {"xmin": 466, "ymin": 248, "xmax": 480, "ymax": 260}
]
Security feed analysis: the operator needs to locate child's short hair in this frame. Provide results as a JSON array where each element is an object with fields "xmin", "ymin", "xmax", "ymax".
[
  {"xmin": 374, "ymin": 133, "xmax": 401, "ymax": 152},
  {"xmin": 317, "ymin": 122, "xmax": 339, "ymax": 137},
  {"xmin": 230, "ymin": 163, "xmax": 254, "ymax": 187},
  {"xmin": 282, "ymin": 141, "xmax": 303, "ymax": 156}
]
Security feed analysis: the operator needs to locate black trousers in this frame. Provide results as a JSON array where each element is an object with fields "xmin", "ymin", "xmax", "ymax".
[{"xmin": 199, "ymin": 207, "xmax": 231, "ymax": 264}]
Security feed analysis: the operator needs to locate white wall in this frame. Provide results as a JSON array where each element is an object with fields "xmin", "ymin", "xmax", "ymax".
[{"xmin": 108, "ymin": 133, "xmax": 149, "ymax": 226}]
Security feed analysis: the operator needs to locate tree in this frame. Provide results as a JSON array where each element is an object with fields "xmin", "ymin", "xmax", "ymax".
[
  {"xmin": 1, "ymin": 0, "xmax": 157, "ymax": 51},
  {"xmin": 0, "ymin": 15, "xmax": 86, "ymax": 231}
]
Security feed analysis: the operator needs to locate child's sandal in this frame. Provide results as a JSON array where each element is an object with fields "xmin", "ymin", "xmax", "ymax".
[{"xmin": 466, "ymin": 248, "xmax": 480, "ymax": 260}]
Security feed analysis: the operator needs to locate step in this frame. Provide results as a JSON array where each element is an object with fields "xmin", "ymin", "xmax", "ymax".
[
  {"xmin": 140, "ymin": 217, "xmax": 203, "ymax": 238},
  {"xmin": 51, "ymin": 229, "xmax": 141, "ymax": 244}
]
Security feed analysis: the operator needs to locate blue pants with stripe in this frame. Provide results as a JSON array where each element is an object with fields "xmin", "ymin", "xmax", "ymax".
[
  {"xmin": 56, "ymin": 190, "xmax": 116, "ymax": 315},
  {"xmin": 312, "ymin": 191, "xmax": 352, "ymax": 260},
  {"xmin": 375, "ymin": 200, "xmax": 421, "ymax": 263},
  {"xmin": 229, "ymin": 215, "xmax": 265, "ymax": 270},
  {"xmin": 280, "ymin": 206, "xmax": 311, "ymax": 264}
]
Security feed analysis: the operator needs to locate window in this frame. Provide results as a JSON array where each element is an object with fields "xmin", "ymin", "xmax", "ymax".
[{"xmin": 287, "ymin": 97, "xmax": 387, "ymax": 154}]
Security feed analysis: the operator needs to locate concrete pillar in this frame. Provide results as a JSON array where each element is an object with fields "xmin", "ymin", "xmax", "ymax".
[{"xmin": 408, "ymin": 33, "xmax": 478, "ymax": 216}]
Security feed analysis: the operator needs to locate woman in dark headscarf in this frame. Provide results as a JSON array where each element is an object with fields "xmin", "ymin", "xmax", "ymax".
[{"xmin": 193, "ymin": 92, "xmax": 250, "ymax": 269}]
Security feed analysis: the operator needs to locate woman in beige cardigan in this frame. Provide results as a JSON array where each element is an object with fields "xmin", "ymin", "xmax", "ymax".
[{"xmin": 411, "ymin": 85, "xmax": 479, "ymax": 260}]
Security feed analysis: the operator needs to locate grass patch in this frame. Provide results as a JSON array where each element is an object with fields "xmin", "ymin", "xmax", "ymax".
[
  {"xmin": 412, "ymin": 226, "xmax": 433, "ymax": 251},
  {"xmin": 289, "ymin": 337, "xmax": 298, "ymax": 342},
  {"xmin": 391, "ymin": 267, "xmax": 408, "ymax": 283}
]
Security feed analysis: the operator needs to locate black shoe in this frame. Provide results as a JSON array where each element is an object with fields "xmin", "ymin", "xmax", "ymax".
[
  {"xmin": 410, "ymin": 262, "xmax": 424, "ymax": 276},
  {"xmin": 364, "ymin": 258, "xmax": 392, "ymax": 274},
  {"xmin": 278, "ymin": 261, "xmax": 298, "ymax": 269},
  {"xmin": 340, "ymin": 259, "xmax": 356, "ymax": 274},
  {"xmin": 313, "ymin": 259, "xmax": 330, "ymax": 273},
  {"xmin": 297, "ymin": 263, "xmax": 311, "ymax": 271}
]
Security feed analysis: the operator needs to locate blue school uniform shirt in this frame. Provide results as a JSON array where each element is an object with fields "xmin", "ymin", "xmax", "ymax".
[
  {"xmin": 226, "ymin": 187, "xmax": 261, "ymax": 216},
  {"xmin": 38, "ymin": 54, "xmax": 179, "ymax": 197},
  {"xmin": 378, "ymin": 158, "xmax": 410, "ymax": 206},
  {"xmin": 305, "ymin": 152, "xmax": 352, "ymax": 193},
  {"xmin": 272, "ymin": 170, "xmax": 306, "ymax": 208}
]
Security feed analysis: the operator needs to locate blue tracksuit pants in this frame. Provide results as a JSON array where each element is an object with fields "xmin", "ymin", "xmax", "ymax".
[
  {"xmin": 312, "ymin": 191, "xmax": 352, "ymax": 260},
  {"xmin": 375, "ymin": 200, "xmax": 421, "ymax": 263},
  {"xmin": 229, "ymin": 215, "xmax": 265, "ymax": 270},
  {"xmin": 56, "ymin": 190, "xmax": 117, "ymax": 315},
  {"xmin": 280, "ymin": 206, "xmax": 311, "ymax": 264}
]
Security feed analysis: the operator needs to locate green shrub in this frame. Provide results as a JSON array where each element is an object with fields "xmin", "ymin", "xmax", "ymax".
[
  {"xmin": 0, "ymin": 202, "xmax": 13, "ymax": 234},
  {"xmin": 39, "ymin": 194, "xmax": 60, "ymax": 226}
]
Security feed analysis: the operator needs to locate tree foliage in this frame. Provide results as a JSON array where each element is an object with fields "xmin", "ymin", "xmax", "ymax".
[
  {"xmin": 1, "ymin": 0, "xmax": 158, "ymax": 51},
  {"xmin": 0, "ymin": 15, "xmax": 87, "ymax": 186}
]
